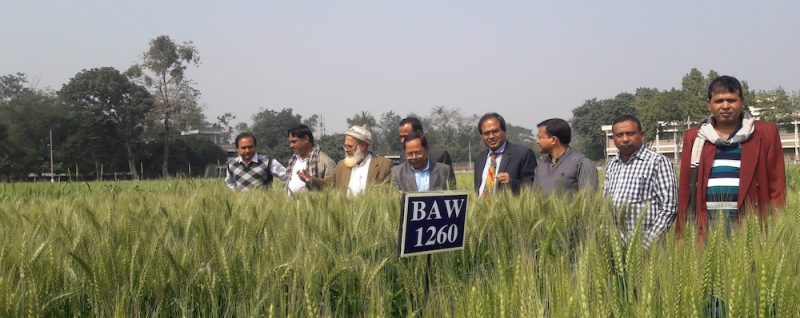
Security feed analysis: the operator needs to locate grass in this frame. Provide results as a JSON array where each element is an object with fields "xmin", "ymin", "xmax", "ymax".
[{"xmin": 0, "ymin": 169, "xmax": 799, "ymax": 317}]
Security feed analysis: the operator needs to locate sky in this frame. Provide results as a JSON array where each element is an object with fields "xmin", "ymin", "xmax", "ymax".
[{"xmin": 2, "ymin": 0, "xmax": 799, "ymax": 133}]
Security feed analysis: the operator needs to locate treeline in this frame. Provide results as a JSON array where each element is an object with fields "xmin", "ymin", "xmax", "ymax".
[
  {"xmin": 236, "ymin": 105, "xmax": 538, "ymax": 166},
  {"xmin": 4, "ymin": 38, "xmax": 799, "ymax": 182},
  {"xmin": 571, "ymin": 68, "xmax": 800, "ymax": 160},
  {"xmin": 0, "ymin": 35, "xmax": 225, "ymax": 181}
]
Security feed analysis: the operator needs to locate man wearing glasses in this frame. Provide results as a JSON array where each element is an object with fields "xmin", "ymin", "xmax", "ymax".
[
  {"xmin": 392, "ymin": 131, "xmax": 455, "ymax": 192},
  {"xmin": 333, "ymin": 125, "xmax": 393, "ymax": 196},
  {"xmin": 473, "ymin": 112, "xmax": 537, "ymax": 197}
]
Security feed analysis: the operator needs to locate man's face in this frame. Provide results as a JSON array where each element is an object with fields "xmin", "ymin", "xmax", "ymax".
[
  {"xmin": 343, "ymin": 135, "xmax": 366, "ymax": 157},
  {"xmin": 398, "ymin": 123, "xmax": 415, "ymax": 144},
  {"xmin": 288, "ymin": 134, "xmax": 311, "ymax": 156},
  {"xmin": 237, "ymin": 137, "xmax": 256, "ymax": 163},
  {"xmin": 708, "ymin": 91, "xmax": 744, "ymax": 127},
  {"xmin": 404, "ymin": 138, "xmax": 429, "ymax": 170},
  {"xmin": 536, "ymin": 126, "xmax": 556, "ymax": 154},
  {"xmin": 480, "ymin": 117, "xmax": 506, "ymax": 151},
  {"xmin": 611, "ymin": 120, "xmax": 644, "ymax": 158}
]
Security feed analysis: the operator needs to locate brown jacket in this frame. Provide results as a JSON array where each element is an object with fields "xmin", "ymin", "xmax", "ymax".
[
  {"xmin": 676, "ymin": 121, "xmax": 786, "ymax": 239},
  {"xmin": 333, "ymin": 154, "xmax": 393, "ymax": 193}
]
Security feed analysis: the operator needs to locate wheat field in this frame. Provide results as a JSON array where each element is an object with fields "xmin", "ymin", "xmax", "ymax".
[{"xmin": 0, "ymin": 170, "xmax": 798, "ymax": 317}]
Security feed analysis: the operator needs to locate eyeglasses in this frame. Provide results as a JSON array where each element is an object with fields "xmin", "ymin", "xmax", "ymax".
[
  {"xmin": 342, "ymin": 144, "xmax": 358, "ymax": 150},
  {"xmin": 406, "ymin": 152, "xmax": 425, "ymax": 159}
]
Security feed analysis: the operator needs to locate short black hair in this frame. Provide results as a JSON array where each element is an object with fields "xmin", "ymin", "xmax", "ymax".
[
  {"xmin": 537, "ymin": 118, "xmax": 571, "ymax": 145},
  {"xmin": 399, "ymin": 117, "xmax": 424, "ymax": 132},
  {"xmin": 234, "ymin": 132, "xmax": 257, "ymax": 148},
  {"xmin": 611, "ymin": 115, "xmax": 643, "ymax": 132},
  {"xmin": 707, "ymin": 75, "xmax": 744, "ymax": 100},
  {"xmin": 402, "ymin": 131, "xmax": 428, "ymax": 149},
  {"xmin": 478, "ymin": 112, "xmax": 506, "ymax": 134},
  {"xmin": 287, "ymin": 124, "xmax": 314, "ymax": 144}
]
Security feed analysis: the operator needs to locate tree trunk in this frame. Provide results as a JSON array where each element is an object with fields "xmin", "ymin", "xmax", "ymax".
[
  {"xmin": 125, "ymin": 141, "xmax": 140, "ymax": 180},
  {"xmin": 161, "ymin": 111, "xmax": 170, "ymax": 178}
]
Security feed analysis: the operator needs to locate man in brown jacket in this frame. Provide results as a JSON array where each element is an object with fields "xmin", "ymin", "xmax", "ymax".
[{"xmin": 333, "ymin": 125, "xmax": 392, "ymax": 195}]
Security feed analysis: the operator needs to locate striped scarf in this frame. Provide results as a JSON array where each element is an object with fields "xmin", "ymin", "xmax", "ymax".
[
  {"xmin": 285, "ymin": 144, "xmax": 321, "ymax": 180},
  {"xmin": 690, "ymin": 112, "xmax": 755, "ymax": 169}
]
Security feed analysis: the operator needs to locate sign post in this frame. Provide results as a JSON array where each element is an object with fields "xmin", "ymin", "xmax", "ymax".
[
  {"xmin": 398, "ymin": 190, "xmax": 468, "ymax": 298},
  {"xmin": 398, "ymin": 191, "xmax": 469, "ymax": 257}
]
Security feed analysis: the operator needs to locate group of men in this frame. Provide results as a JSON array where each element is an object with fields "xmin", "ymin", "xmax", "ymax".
[{"xmin": 225, "ymin": 75, "xmax": 786, "ymax": 246}]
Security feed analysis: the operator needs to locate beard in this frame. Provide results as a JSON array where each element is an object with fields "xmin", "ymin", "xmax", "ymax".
[{"xmin": 343, "ymin": 147, "xmax": 366, "ymax": 168}]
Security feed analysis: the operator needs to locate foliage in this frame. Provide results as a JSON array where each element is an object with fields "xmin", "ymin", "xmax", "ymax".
[
  {"xmin": 127, "ymin": 35, "xmax": 202, "ymax": 177},
  {"xmin": 59, "ymin": 67, "xmax": 153, "ymax": 179},
  {"xmin": 571, "ymin": 94, "xmax": 635, "ymax": 160},
  {"xmin": 250, "ymin": 108, "xmax": 303, "ymax": 162},
  {"xmin": 1, "ymin": 169, "xmax": 799, "ymax": 316}
]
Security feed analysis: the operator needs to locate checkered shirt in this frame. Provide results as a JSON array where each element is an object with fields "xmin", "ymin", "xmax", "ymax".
[
  {"xmin": 225, "ymin": 154, "xmax": 287, "ymax": 191},
  {"xmin": 603, "ymin": 146, "xmax": 677, "ymax": 247}
]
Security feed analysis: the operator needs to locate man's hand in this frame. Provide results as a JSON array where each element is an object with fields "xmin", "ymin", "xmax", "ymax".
[
  {"xmin": 497, "ymin": 172, "xmax": 511, "ymax": 185},
  {"xmin": 297, "ymin": 169, "xmax": 312, "ymax": 183}
]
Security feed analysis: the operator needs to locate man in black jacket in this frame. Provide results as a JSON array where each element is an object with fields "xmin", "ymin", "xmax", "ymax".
[{"xmin": 473, "ymin": 112, "xmax": 537, "ymax": 197}]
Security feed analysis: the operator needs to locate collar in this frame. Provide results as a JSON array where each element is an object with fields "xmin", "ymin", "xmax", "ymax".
[
  {"xmin": 410, "ymin": 160, "xmax": 431, "ymax": 173},
  {"xmin": 488, "ymin": 141, "xmax": 508, "ymax": 156},
  {"xmin": 615, "ymin": 146, "xmax": 646, "ymax": 163},
  {"xmin": 356, "ymin": 153, "xmax": 372, "ymax": 168},
  {"xmin": 237, "ymin": 153, "xmax": 261, "ymax": 164},
  {"xmin": 710, "ymin": 113, "xmax": 745, "ymax": 139},
  {"xmin": 548, "ymin": 146, "xmax": 571, "ymax": 164}
]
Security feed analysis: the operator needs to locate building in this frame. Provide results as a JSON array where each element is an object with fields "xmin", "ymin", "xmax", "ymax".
[{"xmin": 601, "ymin": 118, "xmax": 800, "ymax": 163}]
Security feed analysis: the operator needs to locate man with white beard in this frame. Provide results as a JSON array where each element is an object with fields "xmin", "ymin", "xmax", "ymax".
[{"xmin": 333, "ymin": 125, "xmax": 393, "ymax": 195}]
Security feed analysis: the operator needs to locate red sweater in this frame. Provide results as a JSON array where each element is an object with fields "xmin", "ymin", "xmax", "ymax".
[{"xmin": 676, "ymin": 121, "xmax": 786, "ymax": 239}]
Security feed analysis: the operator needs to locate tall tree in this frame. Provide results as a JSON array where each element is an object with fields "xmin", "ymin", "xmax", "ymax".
[
  {"xmin": 59, "ymin": 67, "xmax": 153, "ymax": 179},
  {"xmin": 679, "ymin": 68, "xmax": 709, "ymax": 122},
  {"xmin": 250, "ymin": 108, "xmax": 303, "ymax": 161},
  {"xmin": 212, "ymin": 112, "xmax": 236, "ymax": 145},
  {"xmin": 127, "ymin": 35, "xmax": 200, "ymax": 177}
]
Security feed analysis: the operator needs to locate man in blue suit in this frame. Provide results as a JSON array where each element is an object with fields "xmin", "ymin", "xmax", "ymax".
[{"xmin": 473, "ymin": 112, "xmax": 537, "ymax": 197}]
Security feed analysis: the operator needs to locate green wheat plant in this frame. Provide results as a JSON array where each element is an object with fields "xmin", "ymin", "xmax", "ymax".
[{"xmin": 0, "ymin": 168, "xmax": 798, "ymax": 317}]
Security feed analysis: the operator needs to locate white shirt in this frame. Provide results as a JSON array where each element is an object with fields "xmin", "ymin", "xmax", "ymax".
[
  {"xmin": 478, "ymin": 142, "xmax": 507, "ymax": 197},
  {"xmin": 348, "ymin": 153, "xmax": 373, "ymax": 196},
  {"xmin": 286, "ymin": 156, "xmax": 309, "ymax": 195}
]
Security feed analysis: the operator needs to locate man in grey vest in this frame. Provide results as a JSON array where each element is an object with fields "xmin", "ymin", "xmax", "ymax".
[
  {"xmin": 532, "ymin": 118, "xmax": 598, "ymax": 194},
  {"xmin": 225, "ymin": 132, "xmax": 288, "ymax": 191},
  {"xmin": 392, "ymin": 131, "xmax": 455, "ymax": 192}
]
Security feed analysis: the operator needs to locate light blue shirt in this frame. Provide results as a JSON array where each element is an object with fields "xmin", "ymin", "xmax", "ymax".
[{"xmin": 411, "ymin": 160, "xmax": 431, "ymax": 192}]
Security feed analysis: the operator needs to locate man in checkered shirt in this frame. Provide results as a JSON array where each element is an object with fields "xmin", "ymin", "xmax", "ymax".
[
  {"xmin": 604, "ymin": 115, "xmax": 677, "ymax": 248},
  {"xmin": 225, "ymin": 132, "xmax": 287, "ymax": 191}
]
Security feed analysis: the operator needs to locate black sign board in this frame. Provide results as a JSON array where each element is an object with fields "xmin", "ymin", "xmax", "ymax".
[{"xmin": 398, "ymin": 191, "xmax": 469, "ymax": 258}]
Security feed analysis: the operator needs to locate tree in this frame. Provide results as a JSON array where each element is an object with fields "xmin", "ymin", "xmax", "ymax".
[
  {"xmin": 755, "ymin": 87, "xmax": 794, "ymax": 125},
  {"xmin": 571, "ymin": 93, "xmax": 636, "ymax": 160},
  {"xmin": 346, "ymin": 111, "xmax": 377, "ymax": 128},
  {"xmin": 127, "ymin": 35, "xmax": 200, "ymax": 178},
  {"xmin": 302, "ymin": 114, "xmax": 320, "ymax": 133},
  {"xmin": 0, "ymin": 90, "xmax": 79, "ymax": 180},
  {"xmin": 212, "ymin": 112, "xmax": 236, "ymax": 145},
  {"xmin": 250, "ymin": 108, "xmax": 303, "ymax": 162},
  {"xmin": 59, "ymin": 67, "xmax": 153, "ymax": 180},
  {"xmin": 0, "ymin": 73, "xmax": 33, "ymax": 101},
  {"xmin": 425, "ymin": 106, "xmax": 480, "ymax": 163},
  {"xmin": 679, "ymin": 68, "xmax": 709, "ymax": 122},
  {"xmin": 373, "ymin": 111, "xmax": 402, "ymax": 155}
]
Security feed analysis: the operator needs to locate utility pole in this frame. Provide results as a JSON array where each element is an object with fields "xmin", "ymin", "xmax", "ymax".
[{"xmin": 49, "ymin": 129, "xmax": 55, "ymax": 183}]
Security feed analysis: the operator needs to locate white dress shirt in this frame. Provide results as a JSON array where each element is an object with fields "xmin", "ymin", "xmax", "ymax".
[{"xmin": 348, "ymin": 153, "xmax": 373, "ymax": 196}]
